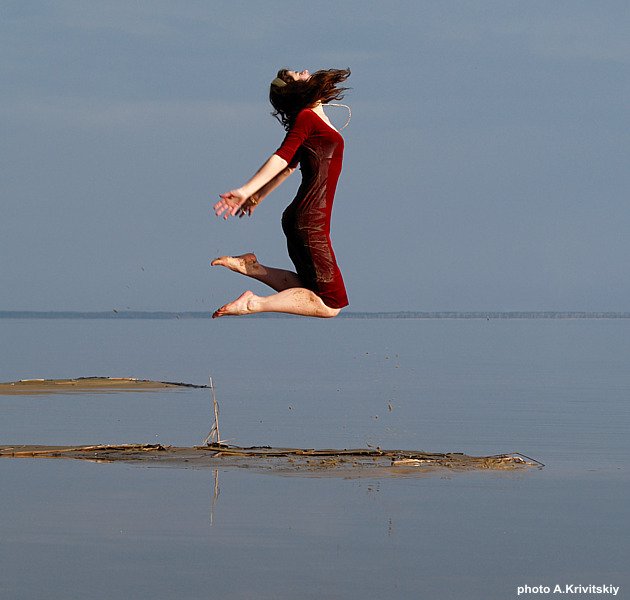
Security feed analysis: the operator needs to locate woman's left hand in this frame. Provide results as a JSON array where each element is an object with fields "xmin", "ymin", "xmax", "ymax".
[{"xmin": 214, "ymin": 188, "xmax": 247, "ymax": 220}]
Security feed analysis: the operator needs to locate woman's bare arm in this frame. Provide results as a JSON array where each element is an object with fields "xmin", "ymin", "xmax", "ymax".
[
  {"xmin": 214, "ymin": 154, "xmax": 288, "ymax": 219},
  {"xmin": 238, "ymin": 165, "xmax": 296, "ymax": 217}
]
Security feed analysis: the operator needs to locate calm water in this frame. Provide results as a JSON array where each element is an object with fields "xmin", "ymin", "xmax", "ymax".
[{"xmin": 1, "ymin": 318, "xmax": 629, "ymax": 599}]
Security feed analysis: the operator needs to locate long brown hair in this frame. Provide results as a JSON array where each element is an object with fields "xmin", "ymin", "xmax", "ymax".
[{"xmin": 269, "ymin": 68, "xmax": 351, "ymax": 130}]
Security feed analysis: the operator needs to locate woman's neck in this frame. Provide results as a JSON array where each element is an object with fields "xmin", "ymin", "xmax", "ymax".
[
  {"xmin": 308, "ymin": 103, "xmax": 338, "ymax": 132},
  {"xmin": 309, "ymin": 102, "xmax": 325, "ymax": 117}
]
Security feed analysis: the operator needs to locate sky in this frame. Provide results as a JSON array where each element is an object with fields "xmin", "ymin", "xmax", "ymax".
[{"xmin": 1, "ymin": 0, "xmax": 629, "ymax": 312}]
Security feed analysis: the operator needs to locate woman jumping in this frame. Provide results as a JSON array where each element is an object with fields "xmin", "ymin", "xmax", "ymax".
[{"xmin": 212, "ymin": 67, "xmax": 351, "ymax": 318}]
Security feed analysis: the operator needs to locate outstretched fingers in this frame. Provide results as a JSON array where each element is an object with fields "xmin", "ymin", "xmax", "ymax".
[{"xmin": 214, "ymin": 190, "xmax": 246, "ymax": 220}]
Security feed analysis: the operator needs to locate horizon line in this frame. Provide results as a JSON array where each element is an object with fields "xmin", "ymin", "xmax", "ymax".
[{"xmin": 1, "ymin": 310, "xmax": 630, "ymax": 320}]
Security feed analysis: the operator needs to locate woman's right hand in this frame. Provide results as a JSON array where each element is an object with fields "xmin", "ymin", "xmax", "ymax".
[
  {"xmin": 214, "ymin": 188, "xmax": 247, "ymax": 220},
  {"xmin": 237, "ymin": 194, "xmax": 260, "ymax": 218}
]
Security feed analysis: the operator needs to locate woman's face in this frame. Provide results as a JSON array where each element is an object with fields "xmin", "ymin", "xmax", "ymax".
[{"xmin": 286, "ymin": 69, "xmax": 310, "ymax": 81}]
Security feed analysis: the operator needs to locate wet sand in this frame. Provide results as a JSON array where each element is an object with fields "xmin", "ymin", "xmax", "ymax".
[
  {"xmin": 0, "ymin": 377, "xmax": 207, "ymax": 395},
  {"xmin": 0, "ymin": 442, "xmax": 541, "ymax": 478}
]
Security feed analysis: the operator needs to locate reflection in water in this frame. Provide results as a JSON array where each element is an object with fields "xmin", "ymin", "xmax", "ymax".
[{"xmin": 210, "ymin": 468, "xmax": 220, "ymax": 525}]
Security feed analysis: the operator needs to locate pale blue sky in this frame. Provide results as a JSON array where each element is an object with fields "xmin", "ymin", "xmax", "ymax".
[{"xmin": 1, "ymin": 1, "xmax": 628, "ymax": 311}]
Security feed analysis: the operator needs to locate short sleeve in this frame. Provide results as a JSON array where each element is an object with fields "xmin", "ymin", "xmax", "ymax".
[{"xmin": 274, "ymin": 110, "xmax": 314, "ymax": 166}]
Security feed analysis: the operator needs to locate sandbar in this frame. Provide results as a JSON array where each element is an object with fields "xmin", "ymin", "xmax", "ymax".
[
  {"xmin": 0, "ymin": 377, "xmax": 207, "ymax": 395},
  {"xmin": 0, "ymin": 443, "xmax": 543, "ymax": 478}
]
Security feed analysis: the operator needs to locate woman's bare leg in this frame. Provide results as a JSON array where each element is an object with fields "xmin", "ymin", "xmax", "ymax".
[
  {"xmin": 212, "ymin": 289, "xmax": 341, "ymax": 319},
  {"xmin": 211, "ymin": 253, "xmax": 301, "ymax": 292}
]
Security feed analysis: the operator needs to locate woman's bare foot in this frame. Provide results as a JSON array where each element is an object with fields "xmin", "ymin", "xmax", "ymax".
[
  {"xmin": 211, "ymin": 253, "xmax": 260, "ymax": 276},
  {"xmin": 210, "ymin": 254, "xmax": 303, "ymax": 292},
  {"xmin": 212, "ymin": 290, "xmax": 257, "ymax": 318},
  {"xmin": 212, "ymin": 288, "xmax": 341, "ymax": 319}
]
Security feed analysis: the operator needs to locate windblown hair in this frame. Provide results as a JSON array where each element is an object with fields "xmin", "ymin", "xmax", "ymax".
[{"xmin": 270, "ymin": 68, "xmax": 351, "ymax": 130}]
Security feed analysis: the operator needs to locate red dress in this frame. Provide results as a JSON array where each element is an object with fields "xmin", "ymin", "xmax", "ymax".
[{"xmin": 274, "ymin": 109, "xmax": 349, "ymax": 309}]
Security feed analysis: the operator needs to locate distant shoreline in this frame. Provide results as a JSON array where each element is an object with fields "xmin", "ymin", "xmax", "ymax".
[{"xmin": 1, "ymin": 311, "xmax": 629, "ymax": 320}]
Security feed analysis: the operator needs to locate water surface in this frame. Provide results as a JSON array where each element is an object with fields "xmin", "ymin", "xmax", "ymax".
[{"xmin": 1, "ymin": 318, "xmax": 628, "ymax": 599}]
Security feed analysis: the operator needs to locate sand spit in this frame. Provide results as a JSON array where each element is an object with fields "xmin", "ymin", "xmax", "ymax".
[
  {"xmin": 0, "ymin": 377, "xmax": 208, "ymax": 395},
  {"xmin": 0, "ymin": 443, "xmax": 543, "ymax": 477}
]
